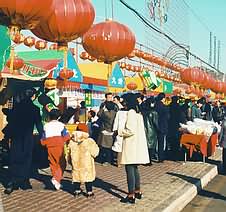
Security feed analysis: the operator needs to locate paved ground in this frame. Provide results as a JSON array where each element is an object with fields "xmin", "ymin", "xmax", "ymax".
[
  {"xmin": 182, "ymin": 173, "xmax": 226, "ymax": 212},
  {"xmin": 0, "ymin": 149, "xmax": 222, "ymax": 212}
]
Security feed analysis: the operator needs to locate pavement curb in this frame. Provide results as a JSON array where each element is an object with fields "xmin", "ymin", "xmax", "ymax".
[{"xmin": 160, "ymin": 164, "xmax": 218, "ymax": 212}]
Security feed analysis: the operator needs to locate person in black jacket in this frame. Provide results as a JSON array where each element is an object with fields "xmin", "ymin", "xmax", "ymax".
[
  {"xmin": 4, "ymin": 89, "xmax": 43, "ymax": 195},
  {"xmin": 155, "ymin": 93, "xmax": 169, "ymax": 162},
  {"xmin": 167, "ymin": 96, "xmax": 182, "ymax": 160},
  {"xmin": 212, "ymin": 100, "xmax": 225, "ymax": 124}
]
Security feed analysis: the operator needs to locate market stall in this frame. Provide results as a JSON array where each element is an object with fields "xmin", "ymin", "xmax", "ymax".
[{"xmin": 180, "ymin": 119, "xmax": 220, "ymax": 162}]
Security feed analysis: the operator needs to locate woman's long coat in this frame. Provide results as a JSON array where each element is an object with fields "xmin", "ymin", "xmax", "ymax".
[{"xmin": 118, "ymin": 109, "xmax": 149, "ymax": 165}]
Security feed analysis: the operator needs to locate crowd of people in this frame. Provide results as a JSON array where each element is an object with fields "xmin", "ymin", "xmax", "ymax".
[{"xmin": 1, "ymin": 89, "xmax": 226, "ymax": 204}]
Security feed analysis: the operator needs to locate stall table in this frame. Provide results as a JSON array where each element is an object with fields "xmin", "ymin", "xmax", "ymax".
[{"xmin": 180, "ymin": 133, "xmax": 218, "ymax": 162}]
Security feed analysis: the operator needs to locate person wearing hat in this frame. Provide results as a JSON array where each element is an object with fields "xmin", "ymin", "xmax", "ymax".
[{"xmin": 68, "ymin": 129, "xmax": 99, "ymax": 198}]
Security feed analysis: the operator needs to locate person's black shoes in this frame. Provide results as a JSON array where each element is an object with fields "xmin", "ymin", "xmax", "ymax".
[
  {"xmin": 73, "ymin": 190, "xmax": 83, "ymax": 198},
  {"xmin": 4, "ymin": 180, "xmax": 32, "ymax": 194},
  {"xmin": 4, "ymin": 182, "xmax": 19, "ymax": 195},
  {"xmin": 85, "ymin": 192, "xmax": 95, "ymax": 199},
  {"xmin": 120, "ymin": 196, "xmax": 135, "ymax": 204},
  {"xmin": 20, "ymin": 180, "xmax": 32, "ymax": 190},
  {"xmin": 135, "ymin": 192, "xmax": 143, "ymax": 199}
]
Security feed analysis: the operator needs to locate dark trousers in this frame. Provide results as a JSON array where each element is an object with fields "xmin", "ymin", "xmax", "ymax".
[
  {"xmin": 157, "ymin": 133, "xmax": 166, "ymax": 161},
  {"xmin": 9, "ymin": 135, "xmax": 34, "ymax": 182},
  {"xmin": 148, "ymin": 148, "xmax": 153, "ymax": 163},
  {"xmin": 125, "ymin": 164, "xmax": 140, "ymax": 194},
  {"xmin": 100, "ymin": 147, "xmax": 113, "ymax": 164},
  {"xmin": 73, "ymin": 182, "xmax": 93, "ymax": 193},
  {"xmin": 223, "ymin": 148, "xmax": 226, "ymax": 172}
]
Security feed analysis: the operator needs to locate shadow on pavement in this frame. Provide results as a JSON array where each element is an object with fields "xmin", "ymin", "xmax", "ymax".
[
  {"xmin": 93, "ymin": 178, "xmax": 126, "ymax": 199},
  {"xmin": 198, "ymin": 189, "xmax": 226, "ymax": 201}
]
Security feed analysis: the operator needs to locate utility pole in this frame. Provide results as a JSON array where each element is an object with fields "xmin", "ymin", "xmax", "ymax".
[
  {"xmin": 208, "ymin": 32, "xmax": 212, "ymax": 65},
  {"xmin": 217, "ymin": 40, "xmax": 220, "ymax": 70},
  {"xmin": 213, "ymin": 35, "xmax": 217, "ymax": 68}
]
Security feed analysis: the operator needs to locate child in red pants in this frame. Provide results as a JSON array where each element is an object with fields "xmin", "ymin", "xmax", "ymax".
[{"xmin": 41, "ymin": 109, "xmax": 70, "ymax": 190}]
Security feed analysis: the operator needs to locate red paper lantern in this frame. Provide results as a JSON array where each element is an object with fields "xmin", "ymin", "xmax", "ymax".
[
  {"xmin": 181, "ymin": 67, "xmax": 200, "ymax": 84},
  {"xmin": 49, "ymin": 43, "xmax": 58, "ymax": 50},
  {"xmin": 125, "ymin": 64, "xmax": 132, "ymax": 71},
  {"xmin": 80, "ymin": 52, "xmax": 89, "ymax": 60},
  {"xmin": 12, "ymin": 33, "xmax": 25, "ymax": 44},
  {"xmin": 214, "ymin": 81, "xmax": 224, "ymax": 93},
  {"xmin": 88, "ymin": 55, "xmax": 96, "ymax": 62},
  {"xmin": 0, "ymin": 0, "xmax": 53, "ymax": 32},
  {"xmin": 127, "ymin": 50, "xmax": 136, "ymax": 58},
  {"xmin": 202, "ymin": 74, "xmax": 214, "ymax": 89},
  {"xmin": 119, "ymin": 62, "xmax": 126, "ymax": 69},
  {"xmin": 59, "ymin": 69, "xmax": 74, "ymax": 80},
  {"xmin": 6, "ymin": 57, "xmax": 24, "ymax": 70},
  {"xmin": 24, "ymin": 36, "xmax": 35, "ymax": 47},
  {"xmin": 127, "ymin": 82, "xmax": 137, "ymax": 90},
  {"xmin": 82, "ymin": 20, "xmax": 136, "ymax": 64},
  {"xmin": 35, "ymin": 40, "xmax": 47, "ymax": 50},
  {"xmin": 186, "ymin": 87, "xmax": 192, "ymax": 94},
  {"xmin": 32, "ymin": 0, "xmax": 95, "ymax": 47}
]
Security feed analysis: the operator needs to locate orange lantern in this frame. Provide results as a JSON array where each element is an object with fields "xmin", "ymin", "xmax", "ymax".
[
  {"xmin": 119, "ymin": 62, "xmax": 126, "ymax": 69},
  {"xmin": 59, "ymin": 69, "xmax": 74, "ymax": 80},
  {"xmin": 126, "ymin": 64, "xmax": 132, "ymax": 71},
  {"xmin": 24, "ymin": 36, "xmax": 35, "ymax": 47},
  {"xmin": 127, "ymin": 50, "xmax": 136, "ymax": 58},
  {"xmin": 88, "ymin": 55, "xmax": 96, "ymax": 62},
  {"xmin": 32, "ymin": 0, "xmax": 95, "ymax": 47},
  {"xmin": 80, "ymin": 52, "xmax": 89, "ymax": 60},
  {"xmin": 0, "ymin": 0, "xmax": 53, "ymax": 34},
  {"xmin": 35, "ymin": 40, "xmax": 47, "ymax": 50},
  {"xmin": 49, "ymin": 43, "xmax": 58, "ymax": 50},
  {"xmin": 44, "ymin": 79, "xmax": 57, "ymax": 89},
  {"xmin": 181, "ymin": 67, "xmax": 200, "ymax": 84},
  {"xmin": 6, "ymin": 57, "xmax": 24, "ymax": 70},
  {"xmin": 12, "ymin": 33, "xmax": 25, "ymax": 44},
  {"xmin": 134, "ymin": 66, "xmax": 141, "ymax": 72},
  {"xmin": 127, "ymin": 82, "xmax": 137, "ymax": 90},
  {"xmin": 82, "ymin": 20, "xmax": 136, "ymax": 64}
]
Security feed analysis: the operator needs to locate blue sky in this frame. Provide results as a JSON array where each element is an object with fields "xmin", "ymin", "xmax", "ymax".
[{"xmin": 17, "ymin": 0, "xmax": 226, "ymax": 72}]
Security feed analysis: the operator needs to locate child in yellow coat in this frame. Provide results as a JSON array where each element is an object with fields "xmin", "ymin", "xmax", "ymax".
[{"xmin": 68, "ymin": 129, "xmax": 99, "ymax": 197}]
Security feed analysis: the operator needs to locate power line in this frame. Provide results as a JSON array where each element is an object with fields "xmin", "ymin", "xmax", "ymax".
[
  {"xmin": 182, "ymin": 0, "xmax": 211, "ymax": 32},
  {"xmin": 118, "ymin": 0, "xmax": 222, "ymax": 74}
]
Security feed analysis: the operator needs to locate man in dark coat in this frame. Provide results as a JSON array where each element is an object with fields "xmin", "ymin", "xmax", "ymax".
[
  {"xmin": 4, "ymin": 89, "xmax": 43, "ymax": 195},
  {"xmin": 167, "ymin": 96, "xmax": 182, "ymax": 160},
  {"xmin": 155, "ymin": 93, "xmax": 169, "ymax": 162}
]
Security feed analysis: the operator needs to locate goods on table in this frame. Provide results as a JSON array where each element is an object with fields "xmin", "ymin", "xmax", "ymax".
[{"xmin": 180, "ymin": 118, "xmax": 221, "ymax": 137}]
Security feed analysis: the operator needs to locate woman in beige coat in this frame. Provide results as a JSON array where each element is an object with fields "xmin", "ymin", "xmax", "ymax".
[
  {"xmin": 68, "ymin": 130, "xmax": 99, "ymax": 198},
  {"xmin": 117, "ymin": 93, "xmax": 149, "ymax": 204}
]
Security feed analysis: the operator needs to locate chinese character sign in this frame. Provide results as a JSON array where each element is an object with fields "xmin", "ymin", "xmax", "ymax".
[
  {"xmin": 85, "ymin": 90, "xmax": 92, "ymax": 107},
  {"xmin": 109, "ymin": 63, "xmax": 125, "ymax": 88}
]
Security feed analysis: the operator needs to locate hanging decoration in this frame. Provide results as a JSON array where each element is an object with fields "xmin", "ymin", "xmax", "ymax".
[
  {"xmin": 31, "ymin": 0, "xmax": 95, "ymax": 48},
  {"xmin": 82, "ymin": 20, "xmax": 136, "ymax": 64},
  {"xmin": 24, "ymin": 36, "xmax": 36, "ymax": 47},
  {"xmin": 35, "ymin": 40, "xmax": 47, "ymax": 50},
  {"xmin": 127, "ymin": 82, "xmax": 138, "ymax": 90},
  {"xmin": 0, "ymin": 0, "xmax": 53, "ymax": 36}
]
